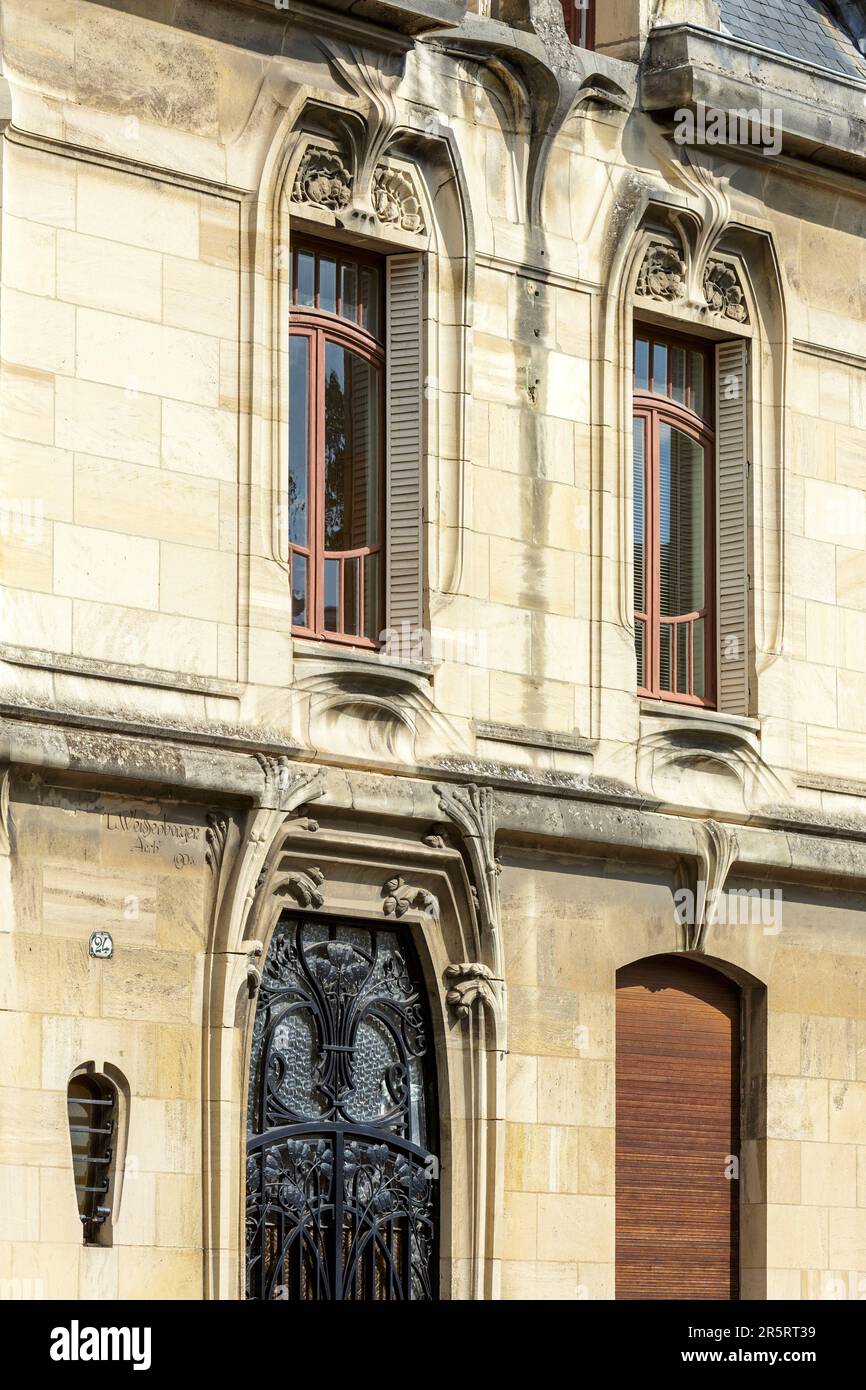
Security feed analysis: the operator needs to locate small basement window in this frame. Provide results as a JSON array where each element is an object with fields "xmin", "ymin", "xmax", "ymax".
[{"xmin": 67, "ymin": 1071, "xmax": 117, "ymax": 1244}]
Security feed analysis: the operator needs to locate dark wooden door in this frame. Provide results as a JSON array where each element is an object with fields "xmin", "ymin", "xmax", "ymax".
[{"xmin": 616, "ymin": 955, "xmax": 740, "ymax": 1299}]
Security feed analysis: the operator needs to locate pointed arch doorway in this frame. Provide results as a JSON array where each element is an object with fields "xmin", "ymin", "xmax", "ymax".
[
  {"xmin": 615, "ymin": 955, "xmax": 741, "ymax": 1299},
  {"xmin": 245, "ymin": 914, "xmax": 439, "ymax": 1300}
]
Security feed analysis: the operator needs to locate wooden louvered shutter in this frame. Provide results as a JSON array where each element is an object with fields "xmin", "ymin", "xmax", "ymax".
[
  {"xmin": 616, "ymin": 956, "xmax": 741, "ymax": 1300},
  {"xmin": 715, "ymin": 339, "xmax": 749, "ymax": 714},
  {"xmin": 386, "ymin": 253, "xmax": 424, "ymax": 636}
]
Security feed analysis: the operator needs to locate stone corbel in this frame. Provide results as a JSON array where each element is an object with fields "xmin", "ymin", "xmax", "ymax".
[
  {"xmin": 434, "ymin": 783, "xmax": 502, "ymax": 972},
  {"xmin": 381, "ymin": 874, "xmax": 439, "ymax": 919},
  {"xmin": 315, "ymin": 40, "xmax": 404, "ymax": 219},
  {"xmin": 434, "ymin": 2, "xmax": 633, "ymax": 224},
  {"xmin": 443, "ymin": 961, "xmax": 500, "ymax": 1019},
  {"xmin": 677, "ymin": 818, "xmax": 740, "ymax": 953},
  {"xmin": 275, "ymin": 867, "xmax": 326, "ymax": 910},
  {"xmin": 0, "ymin": 766, "xmax": 11, "ymax": 857}
]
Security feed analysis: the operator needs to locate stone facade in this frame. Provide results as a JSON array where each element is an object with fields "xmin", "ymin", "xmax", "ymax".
[{"xmin": 1, "ymin": 0, "xmax": 866, "ymax": 1301}]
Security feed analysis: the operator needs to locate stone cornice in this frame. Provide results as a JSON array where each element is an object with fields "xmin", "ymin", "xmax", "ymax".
[
  {"xmin": 643, "ymin": 23, "xmax": 866, "ymax": 175},
  {"xmin": 3, "ymin": 713, "xmax": 866, "ymax": 887}
]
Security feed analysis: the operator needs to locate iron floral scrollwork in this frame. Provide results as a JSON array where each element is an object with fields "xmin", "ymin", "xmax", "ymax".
[{"xmin": 246, "ymin": 919, "xmax": 437, "ymax": 1300}]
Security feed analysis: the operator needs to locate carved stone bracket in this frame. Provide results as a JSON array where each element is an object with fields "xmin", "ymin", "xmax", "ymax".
[
  {"xmin": 278, "ymin": 867, "xmax": 328, "ymax": 911},
  {"xmin": 205, "ymin": 813, "xmax": 230, "ymax": 876},
  {"xmin": 443, "ymin": 962, "xmax": 498, "ymax": 1019},
  {"xmin": 704, "ymin": 258, "xmax": 749, "ymax": 322},
  {"xmin": 434, "ymin": 783, "xmax": 501, "ymax": 969},
  {"xmin": 254, "ymin": 756, "xmax": 326, "ymax": 816},
  {"xmin": 0, "ymin": 767, "xmax": 11, "ymax": 857},
  {"xmin": 382, "ymin": 874, "xmax": 438, "ymax": 920},
  {"xmin": 315, "ymin": 39, "xmax": 403, "ymax": 211},
  {"xmin": 276, "ymin": 867, "xmax": 326, "ymax": 910},
  {"xmin": 678, "ymin": 818, "xmax": 740, "ymax": 953},
  {"xmin": 635, "ymin": 240, "xmax": 687, "ymax": 302}
]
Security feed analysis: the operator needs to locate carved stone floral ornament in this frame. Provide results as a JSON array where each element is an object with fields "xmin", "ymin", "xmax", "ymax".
[
  {"xmin": 291, "ymin": 147, "xmax": 352, "ymax": 213},
  {"xmin": 371, "ymin": 167, "xmax": 426, "ymax": 234},
  {"xmin": 704, "ymin": 258, "xmax": 749, "ymax": 322},
  {"xmin": 636, "ymin": 239, "xmax": 750, "ymax": 323},
  {"xmin": 443, "ymin": 962, "xmax": 497, "ymax": 1019},
  {"xmin": 635, "ymin": 241, "xmax": 686, "ymax": 302},
  {"xmin": 291, "ymin": 144, "xmax": 425, "ymax": 234}
]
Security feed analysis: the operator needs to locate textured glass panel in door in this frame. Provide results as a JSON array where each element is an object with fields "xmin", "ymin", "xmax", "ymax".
[{"xmin": 246, "ymin": 918, "xmax": 438, "ymax": 1301}]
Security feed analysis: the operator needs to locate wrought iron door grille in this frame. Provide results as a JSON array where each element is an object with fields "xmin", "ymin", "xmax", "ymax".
[{"xmin": 245, "ymin": 917, "xmax": 438, "ymax": 1301}]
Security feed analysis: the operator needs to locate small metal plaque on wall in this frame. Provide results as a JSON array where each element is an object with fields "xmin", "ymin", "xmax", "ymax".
[{"xmin": 89, "ymin": 930, "xmax": 113, "ymax": 959}]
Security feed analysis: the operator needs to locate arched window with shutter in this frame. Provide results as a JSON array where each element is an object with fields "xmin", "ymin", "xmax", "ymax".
[{"xmin": 245, "ymin": 916, "xmax": 439, "ymax": 1301}]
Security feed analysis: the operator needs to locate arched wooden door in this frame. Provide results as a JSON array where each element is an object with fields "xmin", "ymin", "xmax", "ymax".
[{"xmin": 616, "ymin": 955, "xmax": 740, "ymax": 1299}]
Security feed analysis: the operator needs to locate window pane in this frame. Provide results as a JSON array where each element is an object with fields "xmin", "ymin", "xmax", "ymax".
[
  {"xmin": 652, "ymin": 342, "xmax": 668, "ymax": 397},
  {"xmin": 659, "ymin": 622, "xmax": 673, "ymax": 692},
  {"xmin": 344, "ymin": 556, "xmax": 360, "ymax": 636},
  {"xmin": 633, "ymin": 417, "xmax": 646, "ymax": 615},
  {"xmin": 320, "ymin": 258, "xmax": 337, "ymax": 314},
  {"xmin": 364, "ymin": 553, "xmax": 380, "ymax": 643},
  {"xmin": 690, "ymin": 350, "xmax": 705, "ymax": 418},
  {"xmin": 658, "ymin": 424, "xmax": 705, "ymax": 620},
  {"xmin": 634, "ymin": 338, "xmax": 649, "ymax": 391},
  {"xmin": 341, "ymin": 264, "xmax": 358, "ymax": 324},
  {"xmin": 291, "ymin": 553, "xmax": 308, "ymax": 628},
  {"xmin": 324, "ymin": 558, "xmax": 339, "ymax": 632},
  {"xmin": 324, "ymin": 342, "xmax": 381, "ymax": 551},
  {"xmin": 296, "ymin": 252, "xmax": 315, "ymax": 307},
  {"xmin": 360, "ymin": 267, "xmax": 380, "ymax": 340},
  {"xmin": 671, "ymin": 347, "xmax": 686, "ymax": 405},
  {"xmin": 288, "ymin": 336, "xmax": 309, "ymax": 547},
  {"xmin": 676, "ymin": 622, "xmax": 688, "ymax": 694}
]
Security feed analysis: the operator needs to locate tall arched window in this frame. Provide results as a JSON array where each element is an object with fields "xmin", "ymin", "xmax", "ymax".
[
  {"xmin": 288, "ymin": 239, "xmax": 385, "ymax": 647},
  {"xmin": 616, "ymin": 956, "xmax": 740, "ymax": 1299},
  {"xmin": 633, "ymin": 329, "xmax": 715, "ymax": 704},
  {"xmin": 245, "ymin": 916, "xmax": 438, "ymax": 1301}
]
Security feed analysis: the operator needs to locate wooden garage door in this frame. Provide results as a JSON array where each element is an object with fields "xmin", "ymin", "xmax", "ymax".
[{"xmin": 616, "ymin": 955, "xmax": 740, "ymax": 1300}]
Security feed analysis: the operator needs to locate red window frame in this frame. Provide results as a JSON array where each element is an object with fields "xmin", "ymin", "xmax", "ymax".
[
  {"xmin": 634, "ymin": 327, "xmax": 716, "ymax": 707},
  {"xmin": 289, "ymin": 237, "xmax": 385, "ymax": 649},
  {"xmin": 561, "ymin": 0, "xmax": 595, "ymax": 48}
]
